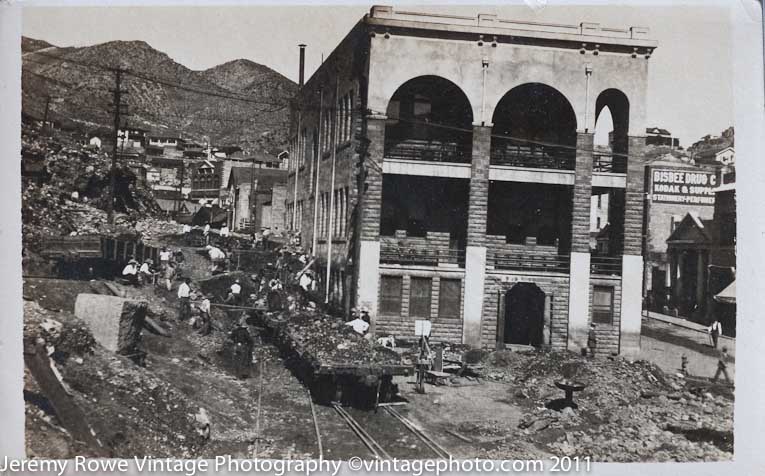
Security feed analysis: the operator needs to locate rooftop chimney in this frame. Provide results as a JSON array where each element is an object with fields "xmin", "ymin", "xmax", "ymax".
[{"xmin": 298, "ymin": 44, "xmax": 306, "ymax": 88}]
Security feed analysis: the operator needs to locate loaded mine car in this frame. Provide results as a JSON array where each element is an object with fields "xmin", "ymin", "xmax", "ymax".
[{"xmin": 40, "ymin": 234, "xmax": 160, "ymax": 279}]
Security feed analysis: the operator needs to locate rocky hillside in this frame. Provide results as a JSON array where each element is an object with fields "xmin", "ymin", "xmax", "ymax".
[{"xmin": 22, "ymin": 37, "xmax": 297, "ymax": 152}]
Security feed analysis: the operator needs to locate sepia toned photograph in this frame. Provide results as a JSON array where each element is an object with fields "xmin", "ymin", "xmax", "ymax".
[{"xmin": 12, "ymin": 1, "xmax": 747, "ymax": 467}]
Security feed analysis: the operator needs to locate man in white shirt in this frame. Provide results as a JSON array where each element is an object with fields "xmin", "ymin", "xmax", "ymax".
[
  {"xmin": 122, "ymin": 259, "xmax": 139, "ymax": 285},
  {"xmin": 177, "ymin": 277, "xmax": 192, "ymax": 321},
  {"xmin": 346, "ymin": 316, "xmax": 370, "ymax": 335},
  {"xmin": 225, "ymin": 279, "xmax": 242, "ymax": 305},
  {"xmin": 708, "ymin": 319, "xmax": 723, "ymax": 349},
  {"xmin": 197, "ymin": 293, "xmax": 211, "ymax": 335},
  {"xmin": 139, "ymin": 259, "xmax": 155, "ymax": 285},
  {"xmin": 159, "ymin": 247, "xmax": 172, "ymax": 269},
  {"xmin": 220, "ymin": 224, "xmax": 230, "ymax": 238},
  {"xmin": 182, "ymin": 224, "xmax": 192, "ymax": 244}
]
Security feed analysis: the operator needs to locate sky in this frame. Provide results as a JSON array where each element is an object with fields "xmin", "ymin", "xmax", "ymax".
[{"xmin": 21, "ymin": 2, "xmax": 735, "ymax": 147}]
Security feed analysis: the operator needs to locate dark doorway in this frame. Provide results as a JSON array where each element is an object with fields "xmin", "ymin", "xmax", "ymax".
[{"xmin": 504, "ymin": 283, "xmax": 545, "ymax": 346}]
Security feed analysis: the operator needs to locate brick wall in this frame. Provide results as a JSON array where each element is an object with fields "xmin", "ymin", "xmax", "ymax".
[
  {"xmin": 572, "ymin": 132, "xmax": 594, "ymax": 253},
  {"xmin": 481, "ymin": 271, "xmax": 570, "ymax": 350},
  {"xmin": 588, "ymin": 276, "xmax": 622, "ymax": 356},
  {"xmin": 375, "ymin": 268, "xmax": 465, "ymax": 343},
  {"xmin": 624, "ymin": 136, "xmax": 646, "ymax": 255},
  {"xmin": 467, "ymin": 126, "xmax": 492, "ymax": 246}
]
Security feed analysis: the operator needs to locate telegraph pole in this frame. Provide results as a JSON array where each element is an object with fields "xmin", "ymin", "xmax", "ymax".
[
  {"xmin": 42, "ymin": 95, "xmax": 51, "ymax": 134},
  {"xmin": 108, "ymin": 68, "xmax": 128, "ymax": 224}
]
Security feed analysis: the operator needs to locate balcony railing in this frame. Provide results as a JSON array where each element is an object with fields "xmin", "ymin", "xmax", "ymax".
[
  {"xmin": 593, "ymin": 153, "xmax": 627, "ymax": 173},
  {"xmin": 384, "ymin": 139, "xmax": 472, "ymax": 164},
  {"xmin": 490, "ymin": 140, "xmax": 575, "ymax": 170},
  {"xmin": 590, "ymin": 255, "xmax": 623, "ymax": 276},
  {"xmin": 380, "ymin": 242, "xmax": 466, "ymax": 267},
  {"xmin": 492, "ymin": 252, "xmax": 571, "ymax": 273}
]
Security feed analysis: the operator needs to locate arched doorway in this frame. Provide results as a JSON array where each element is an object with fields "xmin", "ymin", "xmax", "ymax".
[
  {"xmin": 384, "ymin": 75, "xmax": 473, "ymax": 163},
  {"xmin": 503, "ymin": 282, "xmax": 546, "ymax": 346},
  {"xmin": 491, "ymin": 83, "xmax": 577, "ymax": 169}
]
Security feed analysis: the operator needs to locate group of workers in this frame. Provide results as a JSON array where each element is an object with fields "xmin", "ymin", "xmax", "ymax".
[{"xmin": 121, "ymin": 246, "xmax": 184, "ymax": 289}]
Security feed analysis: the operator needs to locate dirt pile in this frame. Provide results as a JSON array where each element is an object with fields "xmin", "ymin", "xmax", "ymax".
[{"xmin": 479, "ymin": 350, "xmax": 734, "ymax": 462}]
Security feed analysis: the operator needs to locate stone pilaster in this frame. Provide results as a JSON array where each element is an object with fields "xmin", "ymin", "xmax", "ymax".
[
  {"xmin": 463, "ymin": 125, "xmax": 492, "ymax": 348},
  {"xmin": 620, "ymin": 135, "xmax": 647, "ymax": 355},
  {"xmin": 360, "ymin": 115, "xmax": 387, "ymax": 242},
  {"xmin": 568, "ymin": 132, "xmax": 594, "ymax": 352},
  {"xmin": 467, "ymin": 125, "xmax": 492, "ymax": 246},
  {"xmin": 356, "ymin": 115, "xmax": 386, "ymax": 334},
  {"xmin": 571, "ymin": 132, "xmax": 594, "ymax": 253}
]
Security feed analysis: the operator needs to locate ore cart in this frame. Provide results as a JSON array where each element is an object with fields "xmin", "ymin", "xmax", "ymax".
[{"xmin": 255, "ymin": 312, "xmax": 411, "ymax": 409}]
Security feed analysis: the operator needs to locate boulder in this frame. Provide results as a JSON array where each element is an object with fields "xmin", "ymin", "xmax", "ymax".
[{"xmin": 74, "ymin": 294, "xmax": 147, "ymax": 353}]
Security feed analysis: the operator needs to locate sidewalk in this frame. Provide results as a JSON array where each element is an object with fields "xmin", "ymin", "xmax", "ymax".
[
  {"xmin": 646, "ymin": 311, "xmax": 735, "ymax": 345},
  {"xmin": 639, "ymin": 312, "xmax": 735, "ymax": 382}
]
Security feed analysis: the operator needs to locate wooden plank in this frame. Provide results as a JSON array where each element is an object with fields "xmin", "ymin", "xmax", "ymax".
[{"xmin": 24, "ymin": 343, "xmax": 106, "ymax": 454}]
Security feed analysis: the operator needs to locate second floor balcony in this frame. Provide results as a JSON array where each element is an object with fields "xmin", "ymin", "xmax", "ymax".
[
  {"xmin": 384, "ymin": 138, "xmax": 472, "ymax": 164},
  {"xmin": 380, "ymin": 232, "xmax": 466, "ymax": 268},
  {"xmin": 490, "ymin": 139, "xmax": 575, "ymax": 170}
]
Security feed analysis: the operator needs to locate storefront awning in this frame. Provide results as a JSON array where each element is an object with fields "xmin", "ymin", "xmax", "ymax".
[{"xmin": 714, "ymin": 280, "xmax": 736, "ymax": 304}]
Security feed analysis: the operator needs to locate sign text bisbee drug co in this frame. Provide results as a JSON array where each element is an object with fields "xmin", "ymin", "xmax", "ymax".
[{"xmin": 650, "ymin": 168, "xmax": 717, "ymax": 205}]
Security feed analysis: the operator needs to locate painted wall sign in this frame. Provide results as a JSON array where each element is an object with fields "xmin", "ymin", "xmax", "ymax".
[{"xmin": 650, "ymin": 168, "xmax": 717, "ymax": 205}]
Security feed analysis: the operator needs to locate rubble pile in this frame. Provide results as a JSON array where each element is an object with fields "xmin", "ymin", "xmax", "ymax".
[
  {"xmin": 480, "ymin": 350, "xmax": 734, "ymax": 462},
  {"xmin": 135, "ymin": 217, "xmax": 184, "ymax": 246},
  {"xmin": 21, "ymin": 125, "xmax": 164, "ymax": 249},
  {"xmin": 23, "ymin": 300, "xmax": 96, "ymax": 359}
]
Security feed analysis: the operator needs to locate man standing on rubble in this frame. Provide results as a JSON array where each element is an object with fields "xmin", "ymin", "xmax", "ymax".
[
  {"xmin": 197, "ymin": 293, "xmax": 212, "ymax": 336},
  {"xmin": 178, "ymin": 277, "xmax": 192, "ymax": 321},
  {"xmin": 163, "ymin": 261, "xmax": 177, "ymax": 291},
  {"xmin": 205, "ymin": 244, "xmax": 226, "ymax": 274},
  {"xmin": 183, "ymin": 223, "xmax": 192, "ymax": 244},
  {"xmin": 711, "ymin": 346, "xmax": 733, "ymax": 385}
]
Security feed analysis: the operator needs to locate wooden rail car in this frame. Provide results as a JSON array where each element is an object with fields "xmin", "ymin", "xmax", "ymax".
[{"xmin": 39, "ymin": 235, "xmax": 160, "ymax": 278}]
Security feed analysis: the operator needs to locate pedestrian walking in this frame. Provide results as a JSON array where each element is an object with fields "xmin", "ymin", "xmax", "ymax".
[
  {"xmin": 708, "ymin": 319, "xmax": 722, "ymax": 349},
  {"xmin": 159, "ymin": 246, "xmax": 172, "ymax": 271},
  {"xmin": 711, "ymin": 346, "xmax": 732, "ymax": 384},
  {"xmin": 178, "ymin": 277, "xmax": 192, "ymax": 321}
]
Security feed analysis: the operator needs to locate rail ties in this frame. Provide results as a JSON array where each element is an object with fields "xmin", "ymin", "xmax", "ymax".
[
  {"xmin": 383, "ymin": 406, "xmax": 452, "ymax": 459},
  {"xmin": 332, "ymin": 404, "xmax": 391, "ymax": 460}
]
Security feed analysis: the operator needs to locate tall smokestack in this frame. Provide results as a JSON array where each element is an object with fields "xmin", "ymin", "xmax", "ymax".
[{"xmin": 298, "ymin": 44, "xmax": 306, "ymax": 88}]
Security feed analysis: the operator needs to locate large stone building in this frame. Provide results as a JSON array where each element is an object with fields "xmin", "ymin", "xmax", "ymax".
[{"xmin": 286, "ymin": 6, "xmax": 657, "ymax": 355}]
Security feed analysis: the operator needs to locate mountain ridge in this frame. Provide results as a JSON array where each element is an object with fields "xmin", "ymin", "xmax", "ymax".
[{"xmin": 21, "ymin": 36, "xmax": 297, "ymax": 152}]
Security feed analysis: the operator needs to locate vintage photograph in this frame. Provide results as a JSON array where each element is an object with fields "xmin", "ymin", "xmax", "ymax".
[{"xmin": 19, "ymin": 2, "xmax": 736, "ymax": 463}]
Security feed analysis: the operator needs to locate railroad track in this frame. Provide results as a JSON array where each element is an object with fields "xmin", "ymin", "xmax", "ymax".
[{"xmin": 311, "ymin": 402, "xmax": 453, "ymax": 460}]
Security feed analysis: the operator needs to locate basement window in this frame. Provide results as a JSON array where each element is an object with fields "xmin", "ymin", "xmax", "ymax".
[
  {"xmin": 409, "ymin": 277, "xmax": 432, "ymax": 318},
  {"xmin": 592, "ymin": 286, "xmax": 614, "ymax": 324},
  {"xmin": 438, "ymin": 278, "xmax": 461, "ymax": 318},
  {"xmin": 380, "ymin": 276, "xmax": 403, "ymax": 316}
]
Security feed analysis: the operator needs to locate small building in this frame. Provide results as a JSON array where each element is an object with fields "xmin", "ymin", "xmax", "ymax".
[
  {"xmin": 666, "ymin": 152, "xmax": 735, "ymax": 333},
  {"xmin": 645, "ymin": 127, "xmax": 679, "ymax": 148},
  {"xmin": 190, "ymin": 160, "xmax": 221, "ymax": 201},
  {"xmin": 148, "ymin": 131, "xmax": 186, "ymax": 149},
  {"xmin": 118, "ymin": 126, "xmax": 149, "ymax": 149},
  {"xmin": 226, "ymin": 167, "xmax": 288, "ymax": 232}
]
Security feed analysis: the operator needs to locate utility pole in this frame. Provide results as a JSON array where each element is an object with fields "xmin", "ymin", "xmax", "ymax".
[
  {"xmin": 42, "ymin": 95, "xmax": 51, "ymax": 134},
  {"xmin": 108, "ymin": 68, "xmax": 128, "ymax": 224}
]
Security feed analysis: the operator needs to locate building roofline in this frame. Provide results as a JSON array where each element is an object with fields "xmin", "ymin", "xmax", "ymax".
[{"xmin": 365, "ymin": 5, "xmax": 658, "ymax": 50}]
